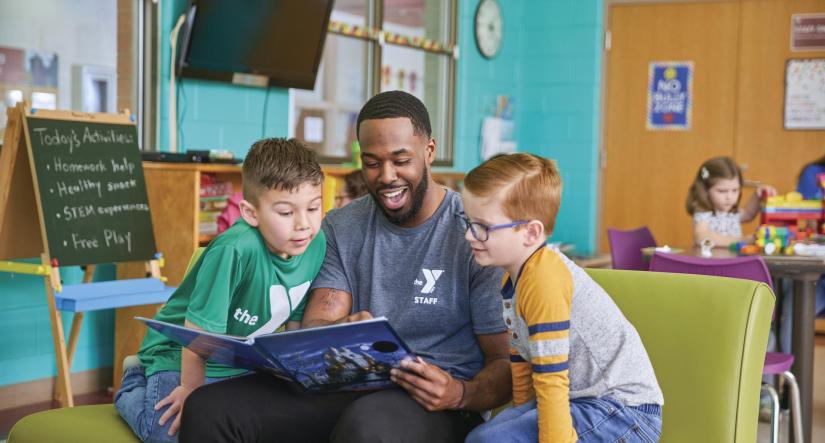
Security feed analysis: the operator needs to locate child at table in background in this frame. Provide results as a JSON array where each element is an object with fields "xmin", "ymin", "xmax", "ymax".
[
  {"xmin": 462, "ymin": 153, "xmax": 664, "ymax": 443},
  {"xmin": 334, "ymin": 169, "xmax": 368, "ymax": 208},
  {"xmin": 796, "ymin": 154, "xmax": 825, "ymax": 200},
  {"xmin": 115, "ymin": 138, "xmax": 327, "ymax": 443},
  {"xmin": 685, "ymin": 156, "xmax": 776, "ymax": 247}
]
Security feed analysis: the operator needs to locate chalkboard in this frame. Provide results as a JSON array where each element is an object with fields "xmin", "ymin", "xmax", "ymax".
[
  {"xmin": 784, "ymin": 58, "xmax": 825, "ymax": 130},
  {"xmin": 24, "ymin": 114, "xmax": 157, "ymax": 266}
]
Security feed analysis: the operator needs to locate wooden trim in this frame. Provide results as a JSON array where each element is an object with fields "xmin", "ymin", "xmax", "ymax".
[
  {"xmin": 0, "ymin": 105, "xmax": 43, "ymax": 260},
  {"xmin": 0, "ymin": 368, "xmax": 113, "ymax": 412},
  {"xmin": 42, "ymin": 254, "xmax": 73, "ymax": 408},
  {"xmin": 23, "ymin": 106, "xmax": 133, "ymax": 124},
  {"xmin": 322, "ymin": 165, "xmax": 356, "ymax": 176},
  {"xmin": 142, "ymin": 162, "xmax": 242, "ymax": 173},
  {"xmin": 20, "ymin": 102, "xmax": 53, "ymax": 260},
  {"xmin": 0, "ymin": 106, "xmax": 21, "ymax": 231}
]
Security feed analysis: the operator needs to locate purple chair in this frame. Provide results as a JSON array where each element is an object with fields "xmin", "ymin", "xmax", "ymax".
[
  {"xmin": 649, "ymin": 252, "xmax": 803, "ymax": 443},
  {"xmin": 607, "ymin": 227, "xmax": 656, "ymax": 271}
]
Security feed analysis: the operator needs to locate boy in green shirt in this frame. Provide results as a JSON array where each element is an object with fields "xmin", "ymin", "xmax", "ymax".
[{"xmin": 115, "ymin": 138, "xmax": 327, "ymax": 443}]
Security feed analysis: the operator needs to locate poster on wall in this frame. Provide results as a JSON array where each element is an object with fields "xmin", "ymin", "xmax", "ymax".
[
  {"xmin": 791, "ymin": 14, "xmax": 825, "ymax": 51},
  {"xmin": 646, "ymin": 61, "xmax": 693, "ymax": 131},
  {"xmin": 784, "ymin": 59, "xmax": 825, "ymax": 130}
]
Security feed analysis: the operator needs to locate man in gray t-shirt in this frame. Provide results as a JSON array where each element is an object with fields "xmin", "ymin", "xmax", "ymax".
[
  {"xmin": 180, "ymin": 91, "xmax": 510, "ymax": 443},
  {"xmin": 312, "ymin": 189, "xmax": 505, "ymax": 380},
  {"xmin": 302, "ymin": 91, "xmax": 510, "ymax": 442}
]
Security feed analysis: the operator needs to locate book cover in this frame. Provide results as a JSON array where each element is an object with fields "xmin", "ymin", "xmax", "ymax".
[{"xmin": 137, "ymin": 316, "xmax": 413, "ymax": 392}]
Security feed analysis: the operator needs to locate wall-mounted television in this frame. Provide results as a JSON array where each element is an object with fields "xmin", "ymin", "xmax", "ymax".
[{"xmin": 177, "ymin": 0, "xmax": 333, "ymax": 90}]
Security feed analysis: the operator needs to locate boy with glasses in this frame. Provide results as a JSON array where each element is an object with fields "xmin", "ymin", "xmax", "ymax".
[{"xmin": 460, "ymin": 153, "xmax": 664, "ymax": 443}]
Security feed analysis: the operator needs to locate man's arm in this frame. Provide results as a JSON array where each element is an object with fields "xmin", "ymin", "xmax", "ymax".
[
  {"xmin": 301, "ymin": 287, "xmax": 373, "ymax": 328},
  {"xmin": 390, "ymin": 331, "xmax": 511, "ymax": 412},
  {"xmin": 459, "ymin": 331, "xmax": 512, "ymax": 410}
]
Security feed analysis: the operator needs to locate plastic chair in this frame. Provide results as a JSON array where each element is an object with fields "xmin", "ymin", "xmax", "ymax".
[
  {"xmin": 649, "ymin": 252, "xmax": 804, "ymax": 443},
  {"xmin": 607, "ymin": 226, "xmax": 656, "ymax": 270},
  {"xmin": 494, "ymin": 269, "xmax": 773, "ymax": 441},
  {"xmin": 588, "ymin": 268, "xmax": 773, "ymax": 442}
]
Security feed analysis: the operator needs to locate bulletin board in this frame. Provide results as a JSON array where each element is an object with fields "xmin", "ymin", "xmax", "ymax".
[{"xmin": 784, "ymin": 58, "xmax": 825, "ymax": 130}]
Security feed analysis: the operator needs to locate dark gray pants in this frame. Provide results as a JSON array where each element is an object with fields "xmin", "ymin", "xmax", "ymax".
[{"xmin": 179, "ymin": 373, "xmax": 483, "ymax": 443}]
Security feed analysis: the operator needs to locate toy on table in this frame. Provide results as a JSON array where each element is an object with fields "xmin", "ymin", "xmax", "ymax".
[
  {"xmin": 792, "ymin": 242, "xmax": 825, "ymax": 257},
  {"xmin": 755, "ymin": 225, "xmax": 794, "ymax": 255},
  {"xmin": 700, "ymin": 238, "xmax": 715, "ymax": 257},
  {"xmin": 725, "ymin": 190, "xmax": 825, "ymax": 256},
  {"xmin": 729, "ymin": 241, "xmax": 763, "ymax": 255},
  {"xmin": 760, "ymin": 191, "xmax": 823, "ymax": 240}
]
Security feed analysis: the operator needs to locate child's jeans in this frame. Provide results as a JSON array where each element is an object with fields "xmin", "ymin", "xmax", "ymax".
[
  {"xmin": 465, "ymin": 396, "xmax": 662, "ymax": 443},
  {"xmin": 115, "ymin": 365, "xmax": 230, "ymax": 443}
]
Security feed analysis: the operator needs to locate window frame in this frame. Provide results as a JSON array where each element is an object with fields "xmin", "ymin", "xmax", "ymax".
[{"xmin": 297, "ymin": 0, "xmax": 457, "ymax": 166}]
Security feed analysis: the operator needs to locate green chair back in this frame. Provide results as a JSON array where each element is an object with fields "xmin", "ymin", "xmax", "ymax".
[
  {"xmin": 7, "ymin": 404, "xmax": 137, "ymax": 443},
  {"xmin": 586, "ymin": 269, "xmax": 774, "ymax": 443},
  {"xmin": 186, "ymin": 247, "xmax": 205, "ymax": 274}
]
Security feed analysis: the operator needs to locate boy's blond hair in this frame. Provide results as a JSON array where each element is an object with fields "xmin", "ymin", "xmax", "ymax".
[
  {"xmin": 242, "ymin": 138, "xmax": 324, "ymax": 205},
  {"xmin": 464, "ymin": 153, "xmax": 562, "ymax": 234}
]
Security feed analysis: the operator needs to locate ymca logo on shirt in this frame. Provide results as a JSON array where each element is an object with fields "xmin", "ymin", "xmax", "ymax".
[
  {"xmin": 413, "ymin": 268, "xmax": 443, "ymax": 304},
  {"xmin": 234, "ymin": 282, "xmax": 312, "ymax": 338}
]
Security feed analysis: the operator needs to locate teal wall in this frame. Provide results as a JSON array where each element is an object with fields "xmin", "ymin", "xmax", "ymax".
[
  {"xmin": 158, "ymin": 0, "xmax": 290, "ymax": 156},
  {"xmin": 0, "ymin": 264, "xmax": 116, "ymax": 386},
  {"xmin": 0, "ymin": 0, "xmax": 603, "ymax": 388},
  {"xmin": 455, "ymin": 0, "xmax": 603, "ymax": 253},
  {"xmin": 519, "ymin": 1, "xmax": 603, "ymax": 253}
]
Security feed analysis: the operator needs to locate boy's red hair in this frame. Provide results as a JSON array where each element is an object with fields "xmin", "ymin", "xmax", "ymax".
[{"xmin": 464, "ymin": 153, "xmax": 562, "ymax": 234}]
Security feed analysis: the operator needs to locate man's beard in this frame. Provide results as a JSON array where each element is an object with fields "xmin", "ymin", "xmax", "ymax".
[{"xmin": 371, "ymin": 168, "xmax": 429, "ymax": 226}]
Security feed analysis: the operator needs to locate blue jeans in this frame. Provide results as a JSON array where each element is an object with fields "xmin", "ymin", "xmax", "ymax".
[
  {"xmin": 115, "ymin": 366, "xmax": 230, "ymax": 443},
  {"xmin": 466, "ymin": 397, "xmax": 662, "ymax": 443},
  {"xmin": 779, "ymin": 276, "xmax": 825, "ymax": 354}
]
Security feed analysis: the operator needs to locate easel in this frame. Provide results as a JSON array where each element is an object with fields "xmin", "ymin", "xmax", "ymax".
[{"xmin": 0, "ymin": 103, "xmax": 169, "ymax": 407}]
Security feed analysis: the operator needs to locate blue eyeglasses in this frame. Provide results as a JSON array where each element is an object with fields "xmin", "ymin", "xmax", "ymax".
[{"xmin": 457, "ymin": 212, "xmax": 529, "ymax": 242}]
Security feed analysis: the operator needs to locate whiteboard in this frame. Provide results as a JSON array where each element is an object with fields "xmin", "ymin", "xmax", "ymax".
[{"xmin": 784, "ymin": 58, "xmax": 825, "ymax": 130}]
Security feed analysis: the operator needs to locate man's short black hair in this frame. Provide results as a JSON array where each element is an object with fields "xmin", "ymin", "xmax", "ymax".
[{"xmin": 356, "ymin": 90, "xmax": 432, "ymax": 139}]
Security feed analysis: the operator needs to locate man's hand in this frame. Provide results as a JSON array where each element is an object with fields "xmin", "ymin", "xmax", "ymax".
[
  {"xmin": 390, "ymin": 356, "xmax": 464, "ymax": 411},
  {"xmin": 334, "ymin": 310, "xmax": 373, "ymax": 324},
  {"xmin": 155, "ymin": 385, "xmax": 193, "ymax": 436}
]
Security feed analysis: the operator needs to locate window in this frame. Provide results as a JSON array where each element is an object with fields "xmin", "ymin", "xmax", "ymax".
[
  {"xmin": 291, "ymin": 0, "xmax": 456, "ymax": 166},
  {"xmin": 0, "ymin": 0, "xmax": 118, "ymax": 143}
]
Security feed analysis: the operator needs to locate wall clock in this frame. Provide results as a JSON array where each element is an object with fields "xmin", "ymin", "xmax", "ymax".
[{"xmin": 475, "ymin": 0, "xmax": 503, "ymax": 59}]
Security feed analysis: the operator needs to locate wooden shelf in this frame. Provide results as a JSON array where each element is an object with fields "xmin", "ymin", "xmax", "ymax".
[
  {"xmin": 142, "ymin": 161, "xmax": 243, "ymax": 174},
  {"xmin": 199, "ymin": 233, "xmax": 217, "ymax": 245}
]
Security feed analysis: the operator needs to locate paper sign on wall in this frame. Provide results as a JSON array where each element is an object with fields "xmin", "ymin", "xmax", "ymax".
[
  {"xmin": 647, "ymin": 61, "xmax": 693, "ymax": 131},
  {"xmin": 791, "ymin": 14, "xmax": 825, "ymax": 51},
  {"xmin": 784, "ymin": 58, "xmax": 825, "ymax": 130}
]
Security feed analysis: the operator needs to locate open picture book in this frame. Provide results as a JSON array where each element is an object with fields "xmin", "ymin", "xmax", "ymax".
[{"xmin": 137, "ymin": 316, "xmax": 413, "ymax": 392}]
